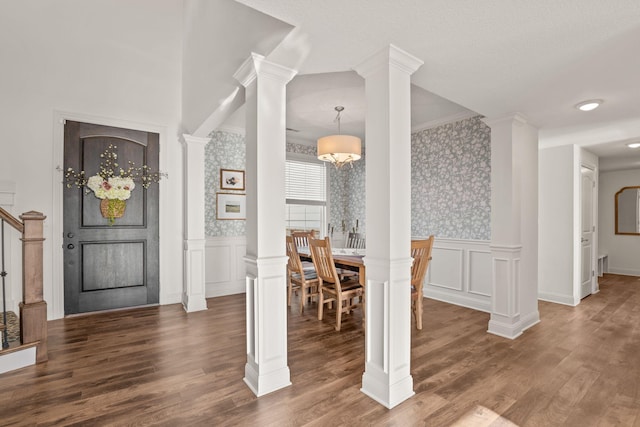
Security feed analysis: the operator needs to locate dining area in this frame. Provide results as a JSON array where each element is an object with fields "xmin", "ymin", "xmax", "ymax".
[{"xmin": 285, "ymin": 230, "xmax": 434, "ymax": 333}]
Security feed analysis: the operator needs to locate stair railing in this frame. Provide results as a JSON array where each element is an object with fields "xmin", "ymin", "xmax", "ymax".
[{"xmin": 0, "ymin": 207, "xmax": 47, "ymax": 362}]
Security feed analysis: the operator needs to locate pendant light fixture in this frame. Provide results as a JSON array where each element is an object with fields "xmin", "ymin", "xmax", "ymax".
[{"xmin": 317, "ymin": 106, "xmax": 362, "ymax": 168}]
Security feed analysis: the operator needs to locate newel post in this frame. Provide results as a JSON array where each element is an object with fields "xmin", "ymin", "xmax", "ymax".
[{"xmin": 19, "ymin": 210, "xmax": 47, "ymax": 363}]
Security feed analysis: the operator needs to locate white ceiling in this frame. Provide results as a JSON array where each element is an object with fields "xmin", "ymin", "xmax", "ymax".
[{"xmin": 219, "ymin": 0, "xmax": 640, "ymax": 166}]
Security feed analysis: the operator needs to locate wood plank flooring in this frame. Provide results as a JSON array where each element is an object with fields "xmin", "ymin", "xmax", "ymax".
[{"xmin": 0, "ymin": 273, "xmax": 639, "ymax": 426}]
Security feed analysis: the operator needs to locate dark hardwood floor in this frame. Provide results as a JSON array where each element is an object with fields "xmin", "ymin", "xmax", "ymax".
[{"xmin": 0, "ymin": 274, "xmax": 638, "ymax": 426}]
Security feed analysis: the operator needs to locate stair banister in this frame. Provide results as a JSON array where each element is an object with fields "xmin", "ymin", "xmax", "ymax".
[{"xmin": 0, "ymin": 207, "xmax": 47, "ymax": 363}]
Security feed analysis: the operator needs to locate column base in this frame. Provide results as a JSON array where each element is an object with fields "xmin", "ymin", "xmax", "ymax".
[
  {"xmin": 183, "ymin": 239, "xmax": 207, "ymax": 313},
  {"xmin": 361, "ymin": 370, "xmax": 415, "ymax": 409},
  {"xmin": 243, "ymin": 256, "xmax": 291, "ymax": 397},
  {"xmin": 488, "ymin": 310, "xmax": 540, "ymax": 339},
  {"xmin": 182, "ymin": 294, "xmax": 208, "ymax": 313},
  {"xmin": 244, "ymin": 360, "xmax": 291, "ymax": 397}
]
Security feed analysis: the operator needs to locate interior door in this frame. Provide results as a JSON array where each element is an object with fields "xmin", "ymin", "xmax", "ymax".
[
  {"xmin": 580, "ymin": 166, "xmax": 595, "ymax": 299},
  {"xmin": 63, "ymin": 121, "xmax": 159, "ymax": 314}
]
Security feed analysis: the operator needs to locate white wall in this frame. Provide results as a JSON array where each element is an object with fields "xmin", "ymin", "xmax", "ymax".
[
  {"xmin": 599, "ymin": 169, "xmax": 640, "ymax": 276},
  {"xmin": 0, "ymin": 0, "xmax": 185, "ymax": 319},
  {"xmin": 539, "ymin": 145, "xmax": 600, "ymax": 306},
  {"xmin": 538, "ymin": 145, "xmax": 577, "ymax": 305},
  {"xmin": 519, "ymin": 118, "xmax": 540, "ymax": 321}
]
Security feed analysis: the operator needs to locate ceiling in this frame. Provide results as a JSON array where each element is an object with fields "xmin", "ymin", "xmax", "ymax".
[{"xmin": 218, "ymin": 0, "xmax": 640, "ymax": 167}]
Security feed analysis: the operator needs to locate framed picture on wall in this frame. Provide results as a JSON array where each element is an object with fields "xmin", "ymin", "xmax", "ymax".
[
  {"xmin": 220, "ymin": 169, "xmax": 245, "ymax": 191},
  {"xmin": 216, "ymin": 192, "xmax": 246, "ymax": 220}
]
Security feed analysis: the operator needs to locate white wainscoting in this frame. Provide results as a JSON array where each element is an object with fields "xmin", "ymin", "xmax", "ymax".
[
  {"xmin": 422, "ymin": 237, "xmax": 492, "ymax": 313},
  {"xmin": 205, "ymin": 236, "xmax": 247, "ymax": 298},
  {"xmin": 205, "ymin": 235, "xmax": 492, "ymax": 312}
]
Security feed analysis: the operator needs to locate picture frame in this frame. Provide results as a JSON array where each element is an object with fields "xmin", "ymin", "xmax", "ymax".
[
  {"xmin": 220, "ymin": 169, "xmax": 245, "ymax": 191},
  {"xmin": 216, "ymin": 192, "xmax": 246, "ymax": 220}
]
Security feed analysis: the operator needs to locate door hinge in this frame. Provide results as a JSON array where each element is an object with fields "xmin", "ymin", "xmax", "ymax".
[
  {"xmin": 592, "ymin": 270, "xmax": 595, "ymax": 277},
  {"xmin": 593, "ymin": 226, "xmax": 596, "ymax": 232}
]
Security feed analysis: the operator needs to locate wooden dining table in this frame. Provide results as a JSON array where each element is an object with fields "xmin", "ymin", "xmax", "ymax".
[{"xmin": 298, "ymin": 249, "xmax": 365, "ymax": 287}]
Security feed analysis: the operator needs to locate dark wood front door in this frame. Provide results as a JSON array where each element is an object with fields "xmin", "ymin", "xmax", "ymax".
[{"xmin": 63, "ymin": 121, "xmax": 160, "ymax": 315}]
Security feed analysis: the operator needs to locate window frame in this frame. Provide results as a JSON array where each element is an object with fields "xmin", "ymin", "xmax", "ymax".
[{"xmin": 285, "ymin": 152, "xmax": 329, "ymax": 236}]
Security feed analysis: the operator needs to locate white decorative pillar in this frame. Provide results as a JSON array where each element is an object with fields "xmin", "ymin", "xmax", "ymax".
[
  {"xmin": 234, "ymin": 53, "xmax": 297, "ymax": 397},
  {"xmin": 483, "ymin": 114, "xmax": 539, "ymax": 339},
  {"xmin": 181, "ymin": 134, "xmax": 209, "ymax": 313},
  {"xmin": 354, "ymin": 44, "xmax": 423, "ymax": 409}
]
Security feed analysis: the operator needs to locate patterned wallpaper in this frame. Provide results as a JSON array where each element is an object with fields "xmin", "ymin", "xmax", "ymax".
[
  {"xmin": 205, "ymin": 131, "xmax": 246, "ymax": 237},
  {"xmin": 329, "ymin": 158, "xmax": 365, "ymax": 236},
  {"xmin": 411, "ymin": 116, "xmax": 491, "ymax": 240},
  {"xmin": 206, "ymin": 115, "xmax": 491, "ymax": 240}
]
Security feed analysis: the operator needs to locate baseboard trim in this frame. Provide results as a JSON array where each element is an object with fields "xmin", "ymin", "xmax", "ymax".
[
  {"xmin": 206, "ymin": 280, "xmax": 245, "ymax": 298},
  {"xmin": 538, "ymin": 291, "xmax": 579, "ymax": 307},
  {"xmin": 423, "ymin": 287, "xmax": 491, "ymax": 313},
  {"xmin": 607, "ymin": 268, "xmax": 640, "ymax": 277}
]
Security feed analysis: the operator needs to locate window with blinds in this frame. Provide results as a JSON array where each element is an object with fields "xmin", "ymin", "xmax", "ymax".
[{"xmin": 285, "ymin": 159, "xmax": 326, "ymax": 233}]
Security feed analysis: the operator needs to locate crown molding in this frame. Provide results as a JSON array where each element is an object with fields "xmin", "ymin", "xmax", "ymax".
[{"xmin": 412, "ymin": 112, "xmax": 480, "ymax": 133}]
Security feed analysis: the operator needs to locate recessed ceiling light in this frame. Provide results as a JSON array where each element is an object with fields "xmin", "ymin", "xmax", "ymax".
[
  {"xmin": 627, "ymin": 142, "xmax": 640, "ymax": 149},
  {"xmin": 575, "ymin": 99, "xmax": 603, "ymax": 111}
]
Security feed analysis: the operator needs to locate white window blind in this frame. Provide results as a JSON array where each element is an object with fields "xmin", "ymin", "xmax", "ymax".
[
  {"xmin": 285, "ymin": 159, "xmax": 326, "ymax": 204},
  {"xmin": 285, "ymin": 159, "xmax": 326, "ymax": 233}
]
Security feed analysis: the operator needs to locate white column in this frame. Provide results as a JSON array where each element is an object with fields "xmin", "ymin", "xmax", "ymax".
[
  {"xmin": 354, "ymin": 44, "xmax": 423, "ymax": 409},
  {"xmin": 181, "ymin": 134, "xmax": 209, "ymax": 313},
  {"xmin": 483, "ymin": 114, "xmax": 540, "ymax": 339},
  {"xmin": 234, "ymin": 53, "xmax": 297, "ymax": 397}
]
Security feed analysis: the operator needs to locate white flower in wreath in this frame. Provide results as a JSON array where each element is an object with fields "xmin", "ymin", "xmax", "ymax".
[{"xmin": 87, "ymin": 175, "xmax": 135, "ymax": 201}]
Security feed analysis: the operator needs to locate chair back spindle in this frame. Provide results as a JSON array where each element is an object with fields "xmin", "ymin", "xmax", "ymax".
[
  {"xmin": 345, "ymin": 232, "xmax": 365, "ymax": 249},
  {"xmin": 291, "ymin": 230, "xmax": 316, "ymax": 248}
]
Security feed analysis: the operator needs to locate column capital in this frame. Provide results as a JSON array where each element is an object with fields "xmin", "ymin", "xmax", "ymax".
[
  {"xmin": 181, "ymin": 133, "xmax": 210, "ymax": 147},
  {"xmin": 233, "ymin": 52, "xmax": 297, "ymax": 88},
  {"xmin": 481, "ymin": 113, "xmax": 534, "ymax": 130},
  {"xmin": 354, "ymin": 44, "xmax": 424, "ymax": 78}
]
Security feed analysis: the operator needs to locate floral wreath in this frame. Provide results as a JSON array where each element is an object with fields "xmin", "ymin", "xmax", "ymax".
[{"xmin": 65, "ymin": 144, "xmax": 165, "ymax": 224}]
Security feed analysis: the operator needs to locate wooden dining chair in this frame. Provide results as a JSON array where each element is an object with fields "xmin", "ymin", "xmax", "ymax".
[
  {"xmin": 339, "ymin": 232, "xmax": 365, "ymax": 281},
  {"xmin": 411, "ymin": 236, "xmax": 434, "ymax": 330},
  {"xmin": 286, "ymin": 236, "xmax": 320, "ymax": 314},
  {"xmin": 309, "ymin": 237, "xmax": 363, "ymax": 331},
  {"xmin": 345, "ymin": 232, "xmax": 365, "ymax": 249},
  {"xmin": 291, "ymin": 230, "xmax": 316, "ymax": 270}
]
